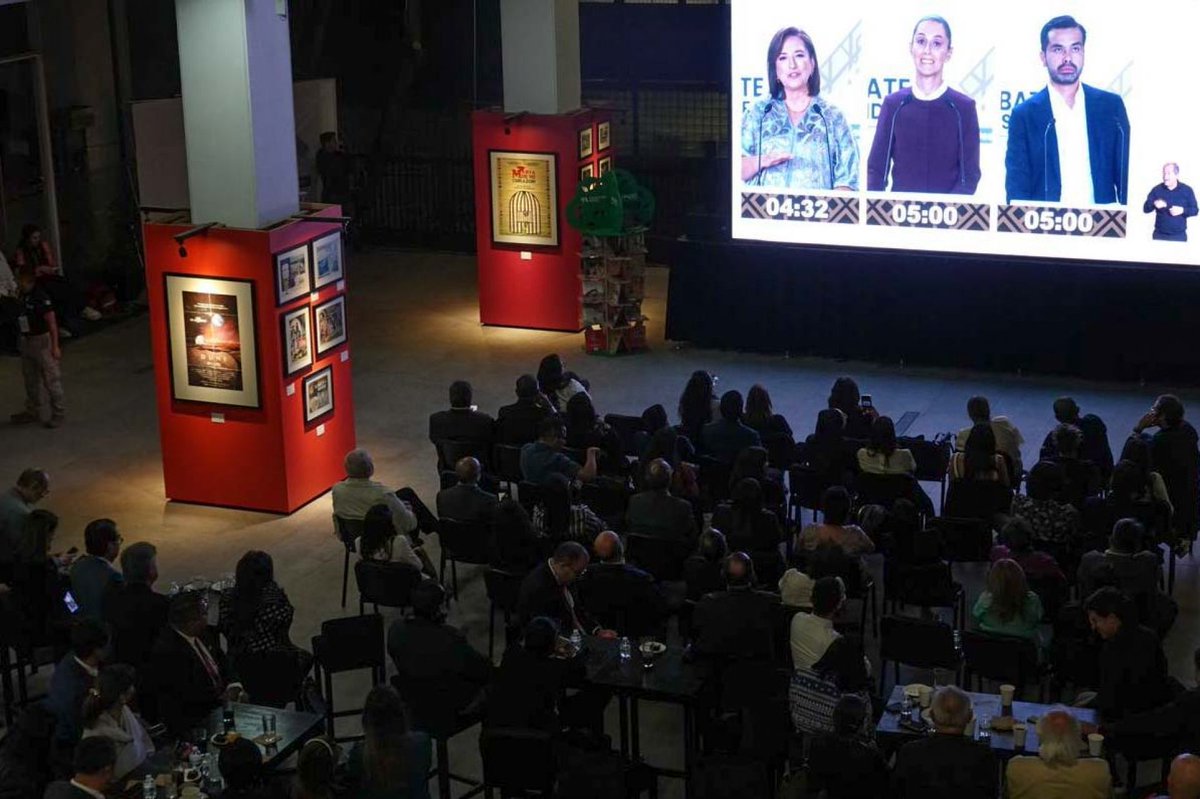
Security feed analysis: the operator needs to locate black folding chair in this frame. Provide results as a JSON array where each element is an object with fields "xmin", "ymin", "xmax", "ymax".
[
  {"xmin": 961, "ymin": 629, "xmax": 1046, "ymax": 701},
  {"xmin": 878, "ymin": 614, "xmax": 962, "ymax": 695},
  {"xmin": 483, "ymin": 567, "xmax": 525, "ymax": 660},
  {"xmin": 311, "ymin": 614, "xmax": 386, "ymax": 742},
  {"xmin": 393, "ymin": 673, "xmax": 486, "ymax": 799},
  {"xmin": 354, "ymin": 558, "xmax": 422, "ymax": 615},
  {"xmin": 436, "ymin": 438, "xmax": 493, "ymax": 474},
  {"xmin": 493, "ymin": 444, "xmax": 524, "ymax": 498},
  {"xmin": 761, "ymin": 432, "xmax": 797, "ymax": 471},
  {"xmin": 903, "ymin": 436, "xmax": 952, "ymax": 508},
  {"xmin": 625, "ymin": 533, "xmax": 692, "ymax": 583},
  {"xmin": 438, "ymin": 518, "xmax": 495, "ymax": 599},
  {"xmin": 928, "ymin": 517, "xmax": 994, "ymax": 563},
  {"xmin": 698, "ymin": 455, "xmax": 733, "ymax": 507},
  {"xmin": 854, "ymin": 472, "xmax": 921, "ymax": 510},
  {"xmin": 604, "ymin": 413, "xmax": 648, "ymax": 457},
  {"xmin": 943, "ymin": 479, "xmax": 1013, "ymax": 521},
  {"xmin": 333, "ymin": 515, "xmax": 365, "ymax": 608},
  {"xmin": 580, "ymin": 478, "xmax": 631, "ymax": 532},
  {"xmin": 883, "ymin": 559, "xmax": 966, "ymax": 629},
  {"xmin": 787, "ymin": 464, "xmax": 827, "ymax": 525},
  {"xmin": 232, "ymin": 650, "xmax": 308, "ymax": 709},
  {"xmin": 480, "ymin": 727, "xmax": 557, "ymax": 798}
]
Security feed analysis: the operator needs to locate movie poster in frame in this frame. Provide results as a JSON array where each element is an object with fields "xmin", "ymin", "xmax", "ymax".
[
  {"xmin": 579, "ymin": 164, "xmax": 595, "ymax": 182},
  {"xmin": 274, "ymin": 244, "xmax": 311, "ymax": 306},
  {"xmin": 281, "ymin": 305, "xmax": 313, "ymax": 377},
  {"xmin": 597, "ymin": 121, "xmax": 611, "ymax": 152},
  {"xmin": 598, "ymin": 156, "xmax": 614, "ymax": 176},
  {"xmin": 303, "ymin": 365, "xmax": 334, "ymax": 423},
  {"xmin": 578, "ymin": 126, "xmax": 593, "ymax": 159},
  {"xmin": 311, "ymin": 229, "xmax": 344, "ymax": 290},
  {"xmin": 164, "ymin": 274, "xmax": 259, "ymax": 408},
  {"xmin": 313, "ymin": 294, "xmax": 348, "ymax": 355},
  {"xmin": 488, "ymin": 151, "xmax": 559, "ymax": 248}
]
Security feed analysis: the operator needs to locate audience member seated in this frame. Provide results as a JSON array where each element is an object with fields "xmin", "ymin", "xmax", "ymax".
[
  {"xmin": 700, "ymin": 390, "xmax": 762, "ymax": 463},
  {"xmin": 359, "ymin": 503, "xmax": 435, "ymax": 579},
  {"xmin": 637, "ymin": 427, "xmax": 699, "ymax": 499},
  {"xmin": 1098, "ymin": 649, "xmax": 1200, "ymax": 770},
  {"xmin": 795, "ymin": 487, "xmax": 874, "ymax": 556},
  {"xmin": 576, "ymin": 531, "xmax": 666, "ymax": 638},
  {"xmin": 80, "ymin": 664, "xmax": 155, "ymax": 780},
  {"xmin": 516, "ymin": 541, "xmax": 595, "ymax": 634},
  {"xmin": 428, "ymin": 380, "xmax": 495, "ymax": 469},
  {"xmin": 68, "ymin": 519, "xmax": 122, "ymax": 622},
  {"xmin": 626, "ymin": 458, "xmax": 698, "ymax": 545},
  {"xmin": 1135, "ymin": 394, "xmax": 1199, "ymax": 551},
  {"xmin": 9, "ymin": 508, "xmax": 68, "ymax": 646},
  {"xmin": 805, "ymin": 409, "xmax": 856, "ymax": 489},
  {"xmin": 1005, "ymin": 707, "xmax": 1110, "ymax": 799},
  {"xmin": 1117, "ymin": 435, "xmax": 1175, "ymax": 514},
  {"xmin": 1039, "ymin": 397, "xmax": 1114, "ymax": 481},
  {"xmin": 218, "ymin": 550, "xmax": 313, "ymax": 674},
  {"xmin": 491, "ymin": 498, "xmax": 542, "ymax": 573},
  {"xmin": 150, "ymin": 591, "xmax": 245, "ymax": 736},
  {"xmin": 971, "ymin": 558, "xmax": 1043, "ymax": 641},
  {"xmin": 42, "ymin": 736, "xmax": 116, "ymax": 799},
  {"xmin": 730, "ymin": 445, "xmax": 785, "ymax": 508},
  {"xmin": 778, "ymin": 564, "xmax": 814, "ymax": 608},
  {"xmin": 530, "ymin": 473, "xmax": 605, "ymax": 544},
  {"xmin": 332, "ymin": 449, "xmax": 437, "ymax": 539},
  {"xmin": 1011, "ymin": 461, "xmax": 1080, "ymax": 553},
  {"xmin": 857, "ymin": 415, "xmax": 916, "ymax": 475},
  {"xmin": 744, "ymin": 383, "xmax": 794, "ymax": 439},
  {"xmin": 0, "ymin": 467, "xmax": 49, "ymax": 574},
  {"xmin": 1084, "ymin": 587, "xmax": 1173, "ymax": 722},
  {"xmin": 1157, "ymin": 754, "xmax": 1200, "ymax": 799},
  {"xmin": 387, "ymin": 581, "xmax": 491, "ymax": 719},
  {"xmin": 789, "ymin": 576, "xmax": 844, "ymax": 671},
  {"xmin": 293, "ymin": 737, "xmax": 341, "ymax": 799},
  {"xmin": 677, "ymin": 370, "xmax": 718, "ymax": 445},
  {"xmin": 827, "ymin": 376, "xmax": 876, "ymax": 440},
  {"xmin": 891, "ymin": 686, "xmax": 998, "ymax": 799},
  {"xmin": 495, "ymin": 374, "xmax": 556, "ymax": 446},
  {"xmin": 0, "ymin": 704, "xmax": 55, "ymax": 799},
  {"xmin": 955, "ymin": 395, "xmax": 1025, "ymax": 479},
  {"xmin": 683, "ymin": 528, "xmax": 727, "ymax": 602},
  {"xmin": 436, "ymin": 456, "xmax": 499, "ymax": 525},
  {"xmin": 806, "ymin": 694, "xmax": 889, "ymax": 799},
  {"xmin": 950, "ymin": 421, "xmax": 1012, "ymax": 486},
  {"xmin": 220, "ymin": 735, "xmax": 284, "ymax": 799},
  {"xmin": 520, "ymin": 417, "xmax": 599, "ymax": 486},
  {"xmin": 47, "ymin": 619, "xmax": 108, "ymax": 746},
  {"xmin": 789, "ymin": 634, "xmax": 872, "ymax": 736},
  {"xmin": 487, "ymin": 616, "xmax": 597, "ymax": 736},
  {"xmin": 344, "ymin": 685, "xmax": 431, "ymax": 799},
  {"xmin": 1077, "ymin": 518, "xmax": 1161, "ymax": 600},
  {"xmin": 713, "ymin": 477, "xmax": 783, "ymax": 554},
  {"xmin": 1046, "ymin": 423, "xmax": 1102, "ymax": 507},
  {"xmin": 691, "ymin": 552, "xmax": 778, "ymax": 660},
  {"xmin": 564, "ymin": 392, "xmax": 624, "ymax": 474},
  {"xmin": 991, "ymin": 517, "xmax": 1067, "ymax": 585},
  {"xmin": 537, "ymin": 353, "xmax": 589, "ymax": 412}
]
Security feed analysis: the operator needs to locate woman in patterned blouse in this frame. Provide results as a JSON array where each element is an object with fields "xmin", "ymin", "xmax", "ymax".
[{"xmin": 219, "ymin": 550, "xmax": 313, "ymax": 674}]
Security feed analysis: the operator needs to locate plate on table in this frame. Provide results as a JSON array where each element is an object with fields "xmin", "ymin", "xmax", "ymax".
[
  {"xmin": 210, "ymin": 731, "xmax": 241, "ymax": 747},
  {"xmin": 639, "ymin": 641, "xmax": 666, "ymax": 657}
]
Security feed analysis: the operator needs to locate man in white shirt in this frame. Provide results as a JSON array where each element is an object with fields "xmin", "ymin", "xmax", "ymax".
[
  {"xmin": 332, "ymin": 448, "xmax": 433, "ymax": 539},
  {"xmin": 790, "ymin": 576, "xmax": 845, "ymax": 671},
  {"xmin": 955, "ymin": 395, "xmax": 1025, "ymax": 479},
  {"xmin": 44, "ymin": 736, "xmax": 116, "ymax": 799}
]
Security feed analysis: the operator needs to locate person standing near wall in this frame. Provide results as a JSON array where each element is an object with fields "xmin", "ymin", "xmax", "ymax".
[{"xmin": 10, "ymin": 269, "xmax": 65, "ymax": 429}]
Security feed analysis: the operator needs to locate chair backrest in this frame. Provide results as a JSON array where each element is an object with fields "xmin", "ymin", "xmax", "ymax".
[
  {"xmin": 604, "ymin": 413, "xmax": 648, "ymax": 457},
  {"xmin": 929, "ymin": 517, "xmax": 994, "ymax": 562},
  {"xmin": 334, "ymin": 515, "xmax": 364, "ymax": 552},
  {"xmin": 772, "ymin": 603, "xmax": 804, "ymax": 668},
  {"xmin": 903, "ymin": 436, "xmax": 952, "ymax": 484},
  {"xmin": 480, "ymin": 727, "xmax": 557, "ymax": 794},
  {"xmin": 484, "ymin": 568, "xmax": 525, "ymax": 613},
  {"xmin": 961, "ymin": 629, "xmax": 1038, "ymax": 687},
  {"xmin": 437, "ymin": 438, "xmax": 492, "ymax": 471},
  {"xmin": 698, "ymin": 456, "xmax": 733, "ymax": 505},
  {"xmin": 494, "ymin": 444, "xmax": 524, "ymax": 484},
  {"xmin": 625, "ymin": 533, "xmax": 691, "ymax": 582},
  {"xmin": 886, "ymin": 559, "xmax": 956, "ymax": 608},
  {"xmin": 854, "ymin": 472, "xmax": 918, "ymax": 509},
  {"xmin": 313, "ymin": 614, "xmax": 386, "ymax": 676},
  {"xmin": 579, "ymin": 478, "xmax": 631, "ymax": 530},
  {"xmin": 232, "ymin": 650, "xmax": 306, "ymax": 709},
  {"xmin": 761, "ymin": 432, "xmax": 797, "ymax": 470},
  {"xmin": 354, "ymin": 559, "xmax": 422, "ymax": 610},
  {"xmin": 439, "ymin": 518, "xmax": 496, "ymax": 565},
  {"xmin": 879, "ymin": 615, "xmax": 960, "ymax": 671},
  {"xmin": 787, "ymin": 465, "xmax": 827, "ymax": 514},
  {"xmin": 944, "ymin": 479, "xmax": 1013, "ymax": 520}
]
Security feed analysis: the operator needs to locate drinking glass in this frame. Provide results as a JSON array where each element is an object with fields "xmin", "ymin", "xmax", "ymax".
[{"xmin": 261, "ymin": 713, "xmax": 279, "ymax": 745}]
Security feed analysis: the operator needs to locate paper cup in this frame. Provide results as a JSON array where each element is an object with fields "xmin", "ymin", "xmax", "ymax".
[
  {"xmin": 904, "ymin": 684, "xmax": 921, "ymax": 701},
  {"xmin": 918, "ymin": 685, "xmax": 932, "ymax": 708},
  {"xmin": 999, "ymin": 684, "xmax": 1015, "ymax": 706},
  {"xmin": 1088, "ymin": 733, "xmax": 1104, "ymax": 757},
  {"xmin": 1012, "ymin": 723, "xmax": 1027, "ymax": 749},
  {"xmin": 182, "ymin": 787, "xmax": 202, "ymax": 799}
]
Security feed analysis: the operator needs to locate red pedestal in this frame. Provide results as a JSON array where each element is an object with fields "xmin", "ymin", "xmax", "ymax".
[
  {"xmin": 472, "ymin": 108, "xmax": 612, "ymax": 332},
  {"xmin": 143, "ymin": 207, "xmax": 355, "ymax": 513}
]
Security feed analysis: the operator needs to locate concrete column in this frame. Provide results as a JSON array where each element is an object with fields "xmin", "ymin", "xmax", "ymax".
[
  {"xmin": 500, "ymin": 0, "xmax": 580, "ymax": 114},
  {"xmin": 175, "ymin": 0, "xmax": 298, "ymax": 229}
]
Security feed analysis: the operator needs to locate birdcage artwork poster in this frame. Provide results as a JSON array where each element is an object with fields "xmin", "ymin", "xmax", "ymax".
[{"xmin": 489, "ymin": 150, "xmax": 559, "ymax": 247}]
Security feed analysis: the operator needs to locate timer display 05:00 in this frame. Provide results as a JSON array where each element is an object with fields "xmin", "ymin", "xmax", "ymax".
[
  {"xmin": 890, "ymin": 203, "xmax": 960, "ymax": 226},
  {"xmin": 1021, "ymin": 208, "xmax": 1096, "ymax": 234}
]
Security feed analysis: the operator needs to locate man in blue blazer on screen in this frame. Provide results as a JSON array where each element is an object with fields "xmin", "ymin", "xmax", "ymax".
[{"xmin": 1005, "ymin": 15, "xmax": 1130, "ymax": 205}]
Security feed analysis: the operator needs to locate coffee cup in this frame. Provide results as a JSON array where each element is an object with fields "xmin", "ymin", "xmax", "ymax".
[
  {"xmin": 917, "ymin": 685, "xmax": 932, "ymax": 708},
  {"xmin": 904, "ymin": 684, "xmax": 921, "ymax": 705},
  {"xmin": 182, "ymin": 787, "xmax": 201, "ymax": 799},
  {"xmin": 1012, "ymin": 722, "xmax": 1027, "ymax": 749},
  {"xmin": 999, "ymin": 684, "xmax": 1015, "ymax": 708},
  {"xmin": 1088, "ymin": 733, "xmax": 1104, "ymax": 757}
]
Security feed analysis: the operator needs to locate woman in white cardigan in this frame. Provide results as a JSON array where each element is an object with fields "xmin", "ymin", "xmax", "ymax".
[{"xmin": 81, "ymin": 664, "xmax": 155, "ymax": 779}]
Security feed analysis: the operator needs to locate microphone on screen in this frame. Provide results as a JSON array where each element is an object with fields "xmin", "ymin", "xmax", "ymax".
[
  {"xmin": 756, "ymin": 98, "xmax": 776, "ymax": 186},
  {"xmin": 813, "ymin": 102, "xmax": 835, "ymax": 188}
]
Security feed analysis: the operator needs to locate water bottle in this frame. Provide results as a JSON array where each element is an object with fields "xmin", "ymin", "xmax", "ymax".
[
  {"xmin": 569, "ymin": 628, "xmax": 582, "ymax": 650},
  {"xmin": 142, "ymin": 775, "xmax": 156, "ymax": 799},
  {"xmin": 618, "ymin": 636, "xmax": 632, "ymax": 661}
]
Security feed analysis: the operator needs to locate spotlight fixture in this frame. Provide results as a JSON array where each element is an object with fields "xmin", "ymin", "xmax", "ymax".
[{"xmin": 173, "ymin": 222, "xmax": 219, "ymax": 259}]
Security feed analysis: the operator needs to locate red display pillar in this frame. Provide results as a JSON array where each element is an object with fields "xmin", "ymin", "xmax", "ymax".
[
  {"xmin": 143, "ymin": 206, "xmax": 355, "ymax": 513},
  {"xmin": 472, "ymin": 108, "xmax": 612, "ymax": 331}
]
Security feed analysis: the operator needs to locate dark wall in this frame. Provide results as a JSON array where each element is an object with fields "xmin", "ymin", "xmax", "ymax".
[{"xmin": 580, "ymin": 3, "xmax": 728, "ymax": 85}]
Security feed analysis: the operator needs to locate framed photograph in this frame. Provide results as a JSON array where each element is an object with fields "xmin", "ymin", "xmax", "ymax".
[
  {"xmin": 488, "ymin": 150, "xmax": 559, "ymax": 248},
  {"xmin": 597, "ymin": 121, "xmax": 611, "ymax": 152},
  {"xmin": 303, "ymin": 365, "xmax": 334, "ymax": 423},
  {"xmin": 598, "ymin": 156, "xmax": 613, "ymax": 177},
  {"xmin": 164, "ymin": 274, "xmax": 259, "ymax": 408},
  {"xmin": 579, "ymin": 164, "xmax": 595, "ymax": 182},
  {"xmin": 313, "ymin": 294, "xmax": 348, "ymax": 355},
  {"xmin": 578, "ymin": 126, "xmax": 593, "ymax": 159},
  {"xmin": 311, "ymin": 229, "xmax": 344, "ymax": 290},
  {"xmin": 273, "ymin": 244, "xmax": 311, "ymax": 306},
  {"xmin": 281, "ymin": 305, "xmax": 313, "ymax": 377}
]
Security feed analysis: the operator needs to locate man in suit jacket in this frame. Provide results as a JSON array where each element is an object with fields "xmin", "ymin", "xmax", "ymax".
[
  {"xmin": 428, "ymin": 381, "xmax": 495, "ymax": 470},
  {"xmin": 700, "ymin": 391, "xmax": 762, "ymax": 464},
  {"xmin": 496, "ymin": 374, "xmax": 556, "ymax": 446},
  {"xmin": 576, "ymin": 531, "xmax": 666, "ymax": 639},
  {"xmin": 1004, "ymin": 15, "xmax": 1130, "ymax": 205},
  {"xmin": 42, "ymin": 736, "xmax": 116, "ymax": 799},
  {"xmin": 68, "ymin": 519, "xmax": 122, "ymax": 622},
  {"xmin": 516, "ymin": 541, "xmax": 595, "ymax": 634},
  {"xmin": 149, "ymin": 591, "xmax": 245, "ymax": 736},
  {"xmin": 691, "ymin": 552, "xmax": 778, "ymax": 659},
  {"xmin": 46, "ymin": 619, "xmax": 108, "ymax": 746},
  {"xmin": 103, "ymin": 542, "xmax": 169, "ymax": 674},
  {"xmin": 891, "ymin": 686, "xmax": 998, "ymax": 799},
  {"xmin": 436, "ymin": 457, "xmax": 499, "ymax": 525},
  {"xmin": 387, "ymin": 581, "xmax": 493, "ymax": 718},
  {"xmin": 626, "ymin": 459, "xmax": 697, "ymax": 545}
]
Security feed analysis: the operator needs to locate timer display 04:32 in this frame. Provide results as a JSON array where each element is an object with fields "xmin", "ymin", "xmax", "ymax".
[{"xmin": 760, "ymin": 195, "xmax": 832, "ymax": 221}]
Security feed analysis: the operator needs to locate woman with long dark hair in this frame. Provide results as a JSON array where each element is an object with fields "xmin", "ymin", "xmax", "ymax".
[
  {"xmin": 80, "ymin": 664, "xmax": 154, "ymax": 779},
  {"xmin": 826, "ymin": 377, "xmax": 875, "ymax": 439},
  {"xmin": 218, "ymin": 550, "xmax": 313, "ymax": 675},
  {"xmin": 949, "ymin": 422, "xmax": 1010, "ymax": 485},
  {"xmin": 536, "ymin": 353, "xmax": 588, "ymax": 412},
  {"xmin": 714, "ymin": 477, "xmax": 783, "ymax": 553},
  {"xmin": 563, "ymin": 392, "xmax": 623, "ymax": 473},
  {"xmin": 347, "ymin": 685, "xmax": 431, "ymax": 799},
  {"xmin": 744, "ymin": 384, "xmax": 793, "ymax": 438},
  {"xmin": 856, "ymin": 415, "xmax": 916, "ymax": 475},
  {"xmin": 677, "ymin": 370, "xmax": 717, "ymax": 443}
]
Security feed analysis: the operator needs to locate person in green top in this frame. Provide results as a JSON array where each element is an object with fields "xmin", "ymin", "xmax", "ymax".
[{"xmin": 971, "ymin": 558, "xmax": 1043, "ymax": 641}]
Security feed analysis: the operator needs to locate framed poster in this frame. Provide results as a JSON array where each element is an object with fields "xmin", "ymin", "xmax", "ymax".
[
  {"xmin": 597, "ymin": 121, "xmax": 611, "ymax": 152},
  {"xmin": 578, "ymin": 126, "xmax": 593, "ymax": 159},
  {"xmin": 303, "ymin": 365, "xmax": 334, "ymax": 423},
  {"xmin": 164, "ymin": 274, "xmax": 259, "ymax": 408},
  {"xmin": 598, "ymin": 156, "xmax": 613, "ymax": 176},
  {"xmin": 579, "ymin": 164, "xmax": 595, "ymax": 182},
  {"xmin": 273, "ymin": 244, "xmax": 311, "ymax": 306},
  {"xmin": 488, "ymin": 150, "xmax": 559, "ymax": 248},
  {"xmin": 311, "ymin": 229, "xmax": 344, "ymax": 290},
  {"xmin": 281, "ymin": 305, "xmax": 313, "ymax": 376},
  {"xmin": 313, "ymin": 294, "xmax": 348, "ymax": 355}
]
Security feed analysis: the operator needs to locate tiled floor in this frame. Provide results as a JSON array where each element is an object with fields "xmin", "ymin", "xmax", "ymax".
[{"xmin": 2, "ymin": 249, "xmax": 1195, "ymax": 796}]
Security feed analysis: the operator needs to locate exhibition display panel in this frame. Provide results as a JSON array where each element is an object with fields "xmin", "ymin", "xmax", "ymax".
[{"xmin": 143, "ymin": 206, "xmax": 355, "ymax": 513}]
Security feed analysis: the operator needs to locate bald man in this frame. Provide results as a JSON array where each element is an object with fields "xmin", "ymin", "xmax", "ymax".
[
  {"xmin": 576, "ymin": 531, "xmax": 666, "ymax": 639},
  {"xmin": 691, "ymin": 552, "xmax": 778, "ymax": 659},
  {"xmin": 892, "ymin": 686, "xmax": 998, "ymax": 799},
  {"xmin": 626, "ymin": 458, "xmax": 697, "ymax": 546},
  {"xmin": 1007, "ymin": 708, "xmax": 1110, "ymax": 799},
  {"xmin": 436, "ymin": 456, "xmax": 499, "ymax": 526},
  {"xmin": 1163, "ymin": 754, "xmax": 1200, "ymax": 799}
]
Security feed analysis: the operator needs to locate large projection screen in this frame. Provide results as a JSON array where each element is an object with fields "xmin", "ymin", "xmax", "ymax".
[{"xmin": 730, "ymin": 1, "xmax": 1200, "ymax": 266}]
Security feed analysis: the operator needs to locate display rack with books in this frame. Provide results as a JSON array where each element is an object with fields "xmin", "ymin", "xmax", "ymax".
[{"xmin": 580, "ymin": 228, "xmax": 647, "ymax": 355}]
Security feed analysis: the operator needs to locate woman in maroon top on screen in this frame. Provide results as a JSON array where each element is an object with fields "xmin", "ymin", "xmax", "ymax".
[{"xmin": 866, "ymin": 15, "xmax": 981, "ymax": 194}]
